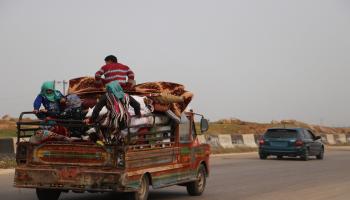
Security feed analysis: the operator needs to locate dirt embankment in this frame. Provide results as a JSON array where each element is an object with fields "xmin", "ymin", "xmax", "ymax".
[
  {"xmin": 208, "ymin": 118, "xmax": 350, "ymax": 135},
  {"xmin": 0, "ymin": 115, "xmax": 33, "ymax": 137},
  {"xmin": 0, "ymin": 116, "xmax": 17, "ymax": 130}
]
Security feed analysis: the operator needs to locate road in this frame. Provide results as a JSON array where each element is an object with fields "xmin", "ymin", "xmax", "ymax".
[{"xmin": 1, "ymin": 149, "xmax": 350, "ymax": 200}]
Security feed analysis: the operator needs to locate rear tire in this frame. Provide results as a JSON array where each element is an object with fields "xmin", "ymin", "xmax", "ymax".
[
  {"xmin": 187, "ymin": 165, "xmax": 206, "ymax": 196},
  {"xmin": 36, "ymin": 188, "xmax": 61, "ymax": 200},
  {"xmin": 316, "ymin": 148, "xmax": 324, "ymax": 160},
  {"xmin": 259, "ymin": 153, "xmax": 267, "ymax": 160},
  {"xmin": 127, "ymin": 175, "xmax": 149, "ymax": 200},
  {"xmin": 301, "ymin": 149, "xmax": 309, "ymax": 161}
]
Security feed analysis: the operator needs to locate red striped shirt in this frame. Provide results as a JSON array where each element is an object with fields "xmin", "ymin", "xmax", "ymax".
[{"xmin": 95, "ymin": 63, "xmax": 135, "ymax": 87}]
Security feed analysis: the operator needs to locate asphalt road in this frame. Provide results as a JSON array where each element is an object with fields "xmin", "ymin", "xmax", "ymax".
[{"xmin": 1, "ymin": 149, "xmax": 350, "ymax": 200}]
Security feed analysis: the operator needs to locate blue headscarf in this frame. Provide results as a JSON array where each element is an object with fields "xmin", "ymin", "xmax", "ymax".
[{"xmin": 106, "ymin": 81, "xmax": 125, "ymax": 100}]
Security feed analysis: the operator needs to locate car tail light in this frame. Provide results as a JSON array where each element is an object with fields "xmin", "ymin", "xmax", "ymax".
[
  {"xmin": 295, "ymin": 139, "xmax": 303, "ymax": 146},
  {"xmin": 259, "ymin": 139, "xmax": 265, "ymax": 145}
]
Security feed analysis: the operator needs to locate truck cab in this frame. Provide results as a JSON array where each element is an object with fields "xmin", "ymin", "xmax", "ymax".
[{"xmin": 14, "ymin": 110, "xmax": 210, "ymax": 200}]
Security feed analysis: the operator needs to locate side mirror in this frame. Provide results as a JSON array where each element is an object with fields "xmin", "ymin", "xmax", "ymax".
[
  {"xmin": 314, "ymin": 136, "xmax": 321, "ymax": 140},
  {"xmin": 200, "ymin": 117, "xmax": 209, "ymax": 133}
]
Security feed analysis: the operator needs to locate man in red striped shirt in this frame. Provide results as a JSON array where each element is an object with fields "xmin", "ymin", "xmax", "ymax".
[{"xmin": 95, "ymin": 55, "xmax": 135, "ymax": 90}]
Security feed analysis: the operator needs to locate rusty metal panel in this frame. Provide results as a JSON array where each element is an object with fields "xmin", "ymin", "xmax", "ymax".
[
  {"xmin": 31, "ymin": 143, "xmax": 114, "ymax": 167},
  {"xmin": 125, "ymin": 147, "xmax": 175, "ymax": 169},
  {"xmin": 14, "ymin": 166, "xmax": 124, "ymax": 192}
]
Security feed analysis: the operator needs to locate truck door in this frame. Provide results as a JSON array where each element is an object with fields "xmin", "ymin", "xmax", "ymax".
[{"xmin": 176, "ymin": 113, "xmax": 195, "ymax": 182}]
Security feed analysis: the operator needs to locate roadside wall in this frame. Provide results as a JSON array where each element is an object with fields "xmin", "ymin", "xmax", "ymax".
[{"xmin": 1, "ymin": 132, "xmax": 349, "ymax": 155}]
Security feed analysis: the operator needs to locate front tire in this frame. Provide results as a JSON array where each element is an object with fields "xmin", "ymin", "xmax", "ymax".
[
  {"xmin": 187, "ymin": 165, "xmax": 206, "ymax": 196},
  {"xmin": 36, "ymin": 188, "xmax": 61, "ymax": 200},
  {"xmin": 127, "ymin": 175, "xmax": 149, "ymax": 200}
]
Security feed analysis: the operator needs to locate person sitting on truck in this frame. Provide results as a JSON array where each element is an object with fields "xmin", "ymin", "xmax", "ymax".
[
  {"xmin": 95, "ymin": 55, "xmax": 135, "ymax": 90},
  {"xmin": 60, "ymin": 93, "xmax": 83, "ymax": 120},
  {"xmin": 33, "ymin": 81, "xmax": 64, "ymax": 119},
  {"xmin": 87, "ymin": 81, "xmax": 141, "ymax": 129}
]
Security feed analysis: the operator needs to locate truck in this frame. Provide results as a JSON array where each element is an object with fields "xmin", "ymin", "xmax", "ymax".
[{"xmin": 14, "ymin": 79, "xmax": 210, "ymax": 200}]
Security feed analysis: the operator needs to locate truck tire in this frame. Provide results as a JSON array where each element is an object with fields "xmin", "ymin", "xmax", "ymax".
[
  {"xmin": 36, "ymin": 188, "xmax": 61, "ymax": 200},
  {"xmin": 127, "ymin": 175, "xmax": 149, "ymax": 200},
  {"xmin": 187, "ymin": 164, "xmax": 206, "ymax": 196}
]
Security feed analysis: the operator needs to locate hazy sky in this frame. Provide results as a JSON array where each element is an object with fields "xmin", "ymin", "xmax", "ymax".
[{"xmin": 1, "ymin": 0, "xmax": 350, "ymax": 126}]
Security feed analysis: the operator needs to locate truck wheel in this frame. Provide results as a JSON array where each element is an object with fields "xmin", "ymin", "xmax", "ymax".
[
  {"xmin": 36, "ymin": 188, "xmax": 61, "ymax": 200},
  {"xmin": 316, "ymin": 148, "xmax": 324, "ymax": 160},
  {"xmin": 127, "ymin": 175, "xmax": 149, "ymax": 200},
  {"xmin": 187, "ymin": 165, "xmax": 206, "ymax": 196}
]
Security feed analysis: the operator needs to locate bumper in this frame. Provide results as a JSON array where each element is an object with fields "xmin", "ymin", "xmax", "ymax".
[
  {"xmin": 259, "ymin": 147, "xmax": 304, "ymax": 156},
  {"xmin": 14, "ymin": 166, "xmax": 134, "ymax": 192}
]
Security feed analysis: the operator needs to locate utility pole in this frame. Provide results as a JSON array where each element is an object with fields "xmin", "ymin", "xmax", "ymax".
[{"xmin": 54, "ymin": 80, "xmax": 68, "ymax": 95}]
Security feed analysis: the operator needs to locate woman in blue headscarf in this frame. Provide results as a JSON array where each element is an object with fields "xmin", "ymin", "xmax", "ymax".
[{"xmin": 33, "ymin": 81, "xmax": 64, "ymax": 119}]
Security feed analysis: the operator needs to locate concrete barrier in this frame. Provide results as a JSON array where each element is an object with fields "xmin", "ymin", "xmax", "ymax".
[
  {"xmin": 218, "ymin": 134, "xmax": 234, "ymax": 148},
  {"xmin": 336, "ymin": 134, "xmax": 347, "ymax": 144},
  {"xmin": 197, "ymin": 135, "xmax": 207, "ymax": 144},
  {"xmin": 326, "ymin": 134, "xmax": 336, "ymax": 145},
  {"xmin": 346, "ymin": 134, "xmax": 350, "ymax": 143},
  {"xmin": 207, "ymin": 135, "xmax": 220, "ymax": 148},
  {"xmin": 0, "ymin": 138, "xmax": 15, "ymax": 154},
  {"xmin": 242, "ymin": 134, "xmax": 257, "ymax": 147},
  {"xmin": 231, "ymin": 134, "xmax": 244, "ymax": 145},
  {"xmin": 254, "ymin": 134, "xmax": 263, "ymax": 144}
]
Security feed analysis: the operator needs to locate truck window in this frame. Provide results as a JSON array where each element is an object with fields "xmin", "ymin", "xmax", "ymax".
[
  {"xmin": 192, "ymin": 121, "xmax": 197, "ymax": 139},
  {"xmin": 179, "ymin": 113, "xmax": 191, "ymax": 143}
]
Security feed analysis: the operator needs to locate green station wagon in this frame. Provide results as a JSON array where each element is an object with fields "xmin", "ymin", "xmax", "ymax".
[{"xmin": 259, "ymin": 128, "xmax": 324, "ymax": 161}]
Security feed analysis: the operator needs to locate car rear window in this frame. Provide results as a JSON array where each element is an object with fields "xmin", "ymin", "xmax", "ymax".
[{"xmin": 265, "ymin": 129, "xmax": 297, "ymax": 139}]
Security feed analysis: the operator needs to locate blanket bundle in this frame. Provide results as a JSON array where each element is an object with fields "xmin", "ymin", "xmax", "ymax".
[
  {"xmin": 131, "ymin": 82, "xmax": 193, "ymax": 117},
  {"xmin": 68, "ymin": 77, "xmax": 105, "ymax": 95}
]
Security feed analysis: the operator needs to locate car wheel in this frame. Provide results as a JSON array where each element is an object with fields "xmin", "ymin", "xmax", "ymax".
[
  {"xmin": 316, "ymin": 148, "xmax": 324, "ymax": 160},
  {"xmin": 259, "ymin": 153, "xmax": 268, "ymax": 160},
  {"xmin": 301, "ymin": 149, "xmax": 309, "ymax": 161},
  {"xmin": 187, "ymin": 164, "xmax": 206, "ymax": 196},
  {"xmin": 36, "ymin": 188, "xmax": 61, "ymax": 200},
  {"xmin": 127, "ymin": 175, "xmax": 149, "ymax": 200}
]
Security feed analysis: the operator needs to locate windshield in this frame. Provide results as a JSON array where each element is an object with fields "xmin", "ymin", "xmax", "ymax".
[{"xmin": 265, "ymin": 129, "xmax": 297, "ymax": 139}]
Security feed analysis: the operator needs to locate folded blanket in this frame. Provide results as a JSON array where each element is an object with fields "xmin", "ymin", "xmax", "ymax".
[
  {"xmin": 128, "ymin": 95, "xmax": 153, "ymax": 115},
  {"xmin": 30, "ymin": 130, "xmax": 72, "ymax": 144},
  {"xmin": 85, "ymin": 106, "xmax": 108, "ymax": 118},
  {"xmin": 129, "ymin": 115, "xmax": 170, "ymax": 128}
]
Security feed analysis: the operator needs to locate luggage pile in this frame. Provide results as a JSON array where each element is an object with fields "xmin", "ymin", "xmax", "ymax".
[{"xmin": 29, "ymin": 77, "xmax": 194, "ymax": 145}]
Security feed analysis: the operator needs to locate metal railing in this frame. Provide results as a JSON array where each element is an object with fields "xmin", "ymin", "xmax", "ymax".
[{"xmin": 16, "ymin": 112, "xmax": 176, "ymax": 148}]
